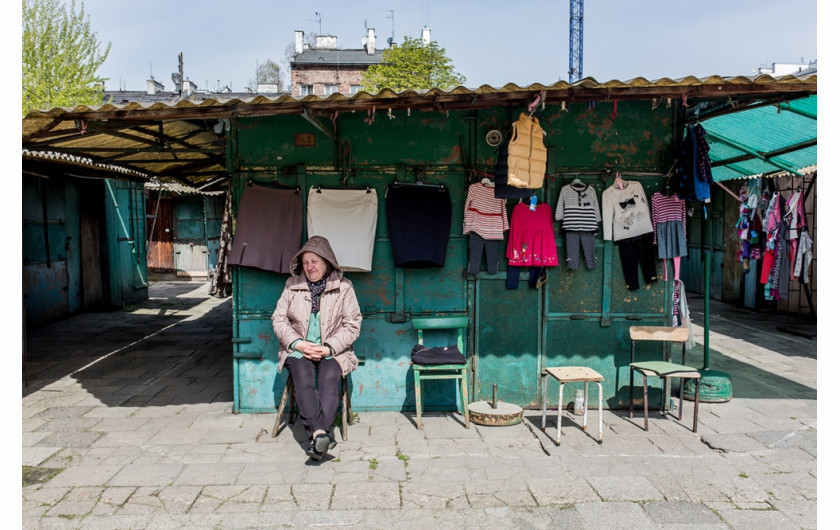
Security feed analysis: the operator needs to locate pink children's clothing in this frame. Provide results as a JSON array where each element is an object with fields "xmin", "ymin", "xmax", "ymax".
[{"xmin": 506, "ymin": 202, "xmax": 558, "ymax": 267}]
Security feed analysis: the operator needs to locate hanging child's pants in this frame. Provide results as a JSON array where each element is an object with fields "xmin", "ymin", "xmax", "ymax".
[
  {"xmin": 615, "ymin": 233, "xmax": 658, "ymax": 290},
  {"xmin": 565, "ymin": 231, "xmax": 597, "ymax": 270},
  {"xmin": 506, "ymin": 265, "xmax": 542, "ymax": 289},
  {"xmin": 468, "ymin": 232, "xmax": 500, "ymax": 274}
]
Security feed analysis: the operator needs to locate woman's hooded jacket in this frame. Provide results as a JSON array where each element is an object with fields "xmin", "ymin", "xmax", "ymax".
[{"xmin": 271, "ymin": 236, "xmax": 362, "ymax": 376}]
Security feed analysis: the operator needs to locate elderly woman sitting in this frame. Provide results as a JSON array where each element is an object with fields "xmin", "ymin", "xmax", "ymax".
[{"xmin": 272, "ymin": 236, "xmax": 362, "ymax": 460}]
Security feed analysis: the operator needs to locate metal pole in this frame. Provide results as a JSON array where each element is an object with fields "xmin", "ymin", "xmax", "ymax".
[
  {"xmin": 704, "ymin": 239, "xmax": 711, "ymax": 371},
  {"xmin": 701, "ymin": 209, "xmax": 710, "ymax": 371}
]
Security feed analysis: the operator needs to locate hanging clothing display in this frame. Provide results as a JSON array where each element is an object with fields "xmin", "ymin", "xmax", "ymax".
[
  {"xmin": 555, "ymin": 181, "xmax": 601, "ymax": 270},
  {"xmin": 616, "ymin": 234, "xmax": 658, "ymax": 290},
  {"xmin": 555, "ymin": 181, "xmax": 601, "ymax": 232},
  {"xmin": 795, "ymin": 229, "xmax": 813, "ymax": 283},
  {"xmin": 209, "ymin": 187, "xmax": 233, "ymax": 298},
  {"xmin": 673, "ymin": 124, "xmax": 713, "ymax": 203},
  {"xmin": 463, "ymin": 181, "xmax": 509, "ymax": 240},
  {"xmin": 493, "ymin": 140, "xmax": 532, "ymax": 199},
  {"xmin": 651, "ymin": 190, "xmax": 687, "ymax": 280},
  {"xmin": 506, "ymin": 113, "xmax": 547, "ymax": 189},
  {"xmin": 760, "ymin": 192, "xmax": 791, "ymax": 301},
  {"xmin": 601, "ymin": 179, "xmax": 654, "ymax": 242},
  {"xmin": 229, "ymin": 183, "xmax": 302, "ymax": 274},
  {"xmin": 307, "ymin": 187, "xmax": 378, "ymax": 272},
  {"xmin": 506, "ymin": 200, "xmax": 558, "ymax": 268},
  {"xmin": 783, "ymin": 189, "xmax": 807, "ymax": 280},
  {"xmin": 672, "ymin": 279, "xmax": 696, "ymax": 350},
  {"xmin": 464, "ymin": 181, "xmax": 509, "ymax": 274},
  {"xmin": 602, "ymin": 179, "xmax": 657, "ymax": 290},
  {"xmin": 735, "ymin": 184, "xmax": 763, "ymax": 272},
  {"xmin": 385, "ymin": 182, "xmax": 451, "ymax": 268}
]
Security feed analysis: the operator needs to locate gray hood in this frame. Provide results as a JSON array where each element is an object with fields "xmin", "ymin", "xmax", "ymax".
[{"xmin": 288, "ymin": 236, "xmax": 342, "ymax": 280}]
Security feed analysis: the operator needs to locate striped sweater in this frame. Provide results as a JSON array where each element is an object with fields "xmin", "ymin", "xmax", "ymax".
[
  {"xmin": 554, "ymin": 182, "xmax": 601, "ymax": 232},
  {"xmin": 463, "ymin": 182, "xmax": 509, "ymax": 240},
  {"xmin": 651, "ymin": 191, "xmax": 686, "ymax": 245}
]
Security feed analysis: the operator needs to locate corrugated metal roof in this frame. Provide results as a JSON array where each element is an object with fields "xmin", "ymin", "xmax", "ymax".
[
  {"xmin": 702, "ymin": 94, "xmax": 817, "ymax": 181},
  {"xmin": 22, "ymin": 74, "xmax": 816, "ymax": 191}
]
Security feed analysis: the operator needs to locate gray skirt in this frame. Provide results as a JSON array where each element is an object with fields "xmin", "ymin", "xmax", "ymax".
[{"xmin": 656, "ymin": 221, "xmax": 687, "ymax": 259}]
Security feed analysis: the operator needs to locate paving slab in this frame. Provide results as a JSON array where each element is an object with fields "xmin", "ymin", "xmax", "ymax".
[{"xmin": 19, "ymin": 281, "xmax": 821, "ymax": 527}]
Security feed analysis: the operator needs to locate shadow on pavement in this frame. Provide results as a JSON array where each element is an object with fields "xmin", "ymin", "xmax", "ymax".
[{"xmin": 23, "ymin": 282, "xmax": 233, "ymax": 408}]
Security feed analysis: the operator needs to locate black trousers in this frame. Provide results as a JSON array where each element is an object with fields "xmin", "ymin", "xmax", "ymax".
[
  {"xmin": 285, "ymin": 356, "xmax": 341, "ymax": 438},
  {"xmin": 468, "ymin": 232, "xmax": 500, "ymax": 274},
  {"xmin": 506, "ymin": 265, "xmax": 542, "ymax": 289},
  {"xmin": 616, "ymin": 233, "xmax": 658, "ymax": 290}
]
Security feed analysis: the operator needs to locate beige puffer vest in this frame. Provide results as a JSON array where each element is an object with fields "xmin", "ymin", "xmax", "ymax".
[{"xmin": 506, "ymin": 113, "xmax": 547, "ymax": 189}]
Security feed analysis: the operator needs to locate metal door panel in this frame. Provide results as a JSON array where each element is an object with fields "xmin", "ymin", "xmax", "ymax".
[
  {"xmin": 355, "ymin": 316, "xmax": 467, "ymax": 412},
  {"xmin": 404, "ymin": 240, "xmax": 468, "ymax": 313},
  {"xmin": 204, "ymin": 196, "xmax": 224, "ymax": 270},
  {"xmin": 105, "ymin": 181, "xmax": 148, "ymax": 305},
  {"xmin": 545, "ymin": 247, "xmax": 605, "ymax": 314},
  {"xmin": 474, "ymin": 277, "xmax": 541, "ymax": 406},
  {"xmin": 235, "ymin": 268, "xmax": 286, "ymax": 315},
  {"xmin": 174, "ymin": 198, "xmax": 209, "ymax": 275},
  {"xmin": 544, "ymin": 318, "xmax": 668, "ymax": 408},
  {"xmin": 345, "ymin": 240, "xmax": 396, "ymax": 314}
]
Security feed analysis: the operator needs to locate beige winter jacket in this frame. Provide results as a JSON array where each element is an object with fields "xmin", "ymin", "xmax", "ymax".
[{"xmin": 272, "ymin": 236, "xmax": 362, "ymax": 376}]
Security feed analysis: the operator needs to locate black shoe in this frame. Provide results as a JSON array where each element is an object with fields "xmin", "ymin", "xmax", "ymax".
[
  {"xmin": 306, "ymin": 439, "xmax": 324, "ymax": 460},
  {"xmin": 314, "ymin": 433, "xmax": 331, "ymax": 455}
]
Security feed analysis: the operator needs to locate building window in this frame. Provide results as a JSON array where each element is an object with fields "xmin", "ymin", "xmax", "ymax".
[
  {"xmin": 300, "ymin": 85, "xmax": 313, "ymax": 96},
  {"xmin": 325, "ymin": 84, "xmax": 339, "ymax": 95},
  {"xmin": 349, "ymin": 85, "xmax": 362, "ymax": 95}
]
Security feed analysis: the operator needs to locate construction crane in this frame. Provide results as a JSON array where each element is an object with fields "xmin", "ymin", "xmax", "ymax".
[{"xmin": 569, "ymin": 0, "xmax": 584, "ymax": 82}]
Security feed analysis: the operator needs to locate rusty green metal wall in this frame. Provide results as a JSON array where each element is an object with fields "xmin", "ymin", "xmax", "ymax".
[
  {"xmin": 23, "ymin": 175, "xmax": 148, "ymax": 325},
  {"xmin": 230, "ymin": 101, "xmax": 678, "ymax": 413}
]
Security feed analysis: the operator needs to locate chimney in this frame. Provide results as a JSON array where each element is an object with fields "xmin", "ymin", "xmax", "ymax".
[
  {"xmin": 365, "ymin": 28, "xmax": 376, "ymax": 54},
  {"xmin": 146, "ymin": 78, "xmax": 165, "ymax": 95},
  {"xmin": 294, "ymin": 30, "xmax": 304, "ymax": 54},
  {"xmin": 182, "ymin": 78, "xmax": 198, "ymax": 98},
  {"xmin": 421, "ymin": 27, "xmax": 431, "ymax": 46},
  {"xmin": 315, "ymin": 35, "xmax": 337, "ymax": 49}
]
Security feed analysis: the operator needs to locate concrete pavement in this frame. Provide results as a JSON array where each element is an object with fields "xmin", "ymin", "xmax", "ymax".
[{"xmin": 22, "ymin": 281, "xmax": 817, "ymax": 528}]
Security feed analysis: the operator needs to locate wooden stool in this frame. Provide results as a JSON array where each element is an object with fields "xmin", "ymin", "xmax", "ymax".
[
  {"xmin": 628, "ymin": 326, "xmax": 700, "ymax": 433},
  {"xmin": 271, "ymin": 369, "xmax": 355, "ymax": 441},
  {"xmin": 541, "ymin": 366, "xmax": 604, "ymax": 445}
]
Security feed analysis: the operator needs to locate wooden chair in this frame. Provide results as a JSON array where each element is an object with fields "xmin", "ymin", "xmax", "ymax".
[
  {"xmin": 272, "ymin": 358, "xmax": 364, "ymax": 441},
  {"xmin": 628, "ymin": 326, "xmax": 700, "ymax": 433},
  {"xmin": 411, "ymin": 315, "xmax": 470, "ymax": 429}
]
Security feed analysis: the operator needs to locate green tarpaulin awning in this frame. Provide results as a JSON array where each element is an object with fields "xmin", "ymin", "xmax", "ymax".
[{"xmin": 702, "ymin": 95, "xmax": 816, "ymax": 182}]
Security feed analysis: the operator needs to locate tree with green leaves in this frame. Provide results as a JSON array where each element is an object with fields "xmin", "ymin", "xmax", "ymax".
[
  {"xmin": 22, "ymin": 0, "xmax": 111, "ymax": 115},
  {"xmin": 361, "ymin": 36, "xmax": 466, "ymax": 93}
]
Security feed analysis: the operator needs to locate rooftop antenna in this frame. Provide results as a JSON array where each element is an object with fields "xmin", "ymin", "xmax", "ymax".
[
  {"xmin": 308, "ymin": 12, "xmax": 322, "ymax": 34},
  {"xmin": 382, "ymin": 9, "xmax": 394, "ymax": 43}
]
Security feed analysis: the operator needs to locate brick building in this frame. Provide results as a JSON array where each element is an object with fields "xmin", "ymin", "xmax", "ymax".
[{"xmin": 290, "ymin": 29, "xmax": 386, "ymax": 97}]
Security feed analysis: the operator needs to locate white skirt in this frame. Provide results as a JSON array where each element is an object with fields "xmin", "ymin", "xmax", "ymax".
[{"xmin": 307, "ymin": 188, "xmax": 378, "ymax": 272}]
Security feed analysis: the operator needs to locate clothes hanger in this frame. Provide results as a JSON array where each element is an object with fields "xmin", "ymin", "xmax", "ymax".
[{"xmin": 614, "ymin": 171, "xmax": 626, "ymax": 190}]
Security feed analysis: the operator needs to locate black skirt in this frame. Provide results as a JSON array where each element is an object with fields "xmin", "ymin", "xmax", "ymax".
[{"xmin": 386, "ymin": 183, "xmax": 451, "ymax": 268}]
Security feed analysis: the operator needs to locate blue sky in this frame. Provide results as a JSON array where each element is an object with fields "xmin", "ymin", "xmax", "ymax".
[{"xmin": 77, "ymin": 0, "xmax": 819, "ymax": 92}]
